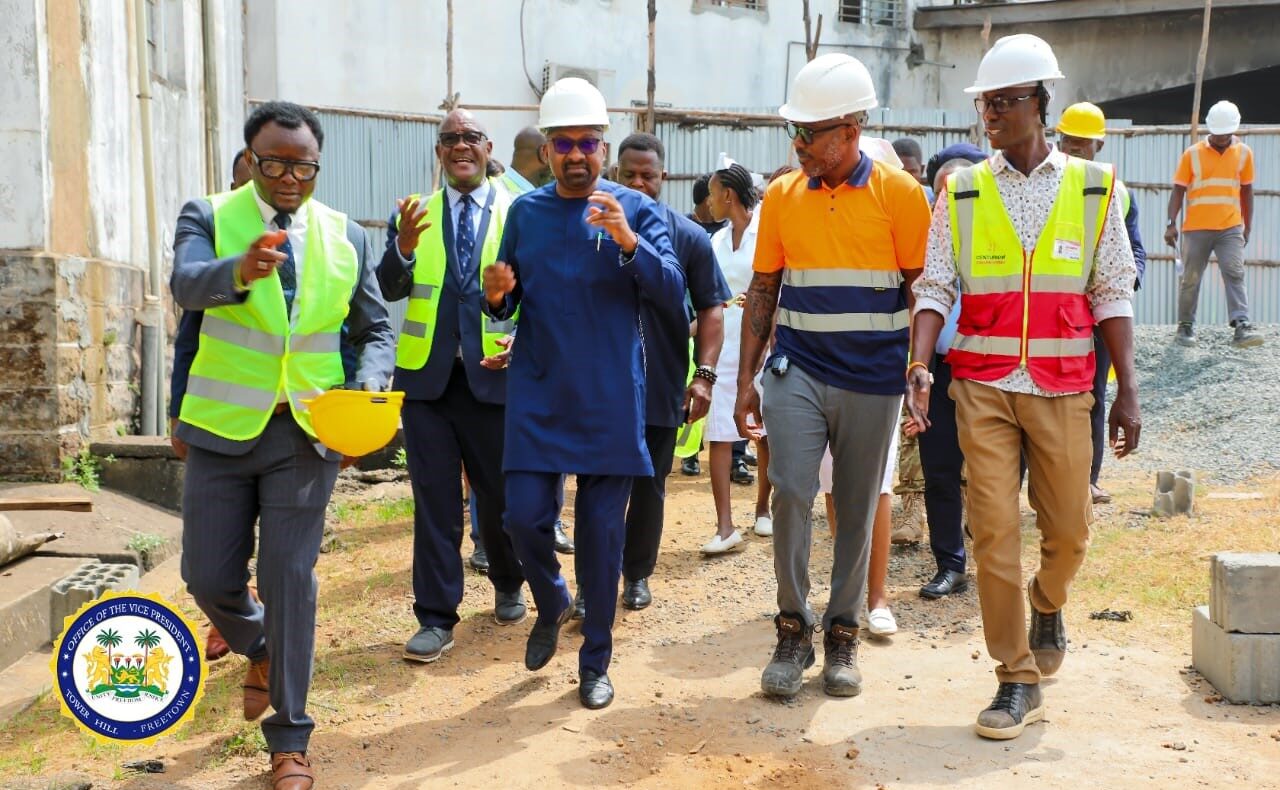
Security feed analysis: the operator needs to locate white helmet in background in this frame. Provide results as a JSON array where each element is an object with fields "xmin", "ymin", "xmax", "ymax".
[
  {"xmin": 780, "ymin": 53, "xmax": 878, "ymax": 124},
  {"xmin": 1205, "ymin": 100, "xmax": 1241, "ymax": 135},
  {"xmin": 965, "ymin": 34, "xmax": 1065, "ymax": 94},
  {"xmin": 538, "ymin": 78, "xmax": 609, "ymax": 130}
]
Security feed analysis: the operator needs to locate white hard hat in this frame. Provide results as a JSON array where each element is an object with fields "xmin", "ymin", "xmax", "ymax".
[
  {"xmin": 779, "ymin": 53, "xmax": 878, "ymax": 124},
  {"xmin": 538, "ymin": 77, "xmax": 609, "ymax": 130},
  {"xmin": 1206, "ymin": 100, "xmax": 1241, "ymax": 135},
  {"xmin": 859, "ymin": 135, "xmax": 903, "ymax": 169},
  {"xmin": 965, "ymin": 34, "xmax": 1065, "ymax": 94}
]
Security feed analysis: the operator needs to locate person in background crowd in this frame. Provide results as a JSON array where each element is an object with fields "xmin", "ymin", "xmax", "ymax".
[
  {"xmin": 893, "ymin": 137, "xmax": 931, "ymax": 202},
  {"xmin": 1056, "ymin": 101, "xmax": 1148, "ymax": 504},
  {"xmin": 508, "ymin": 126, "xmax": 554, "ymax": 191},
  {"xmin": 702, "ymin": 160, "xmax": 770, "ymax": 555},
  {"xmin": 688, "ymin": 173, "xmax": 729, "ymax": 236}
]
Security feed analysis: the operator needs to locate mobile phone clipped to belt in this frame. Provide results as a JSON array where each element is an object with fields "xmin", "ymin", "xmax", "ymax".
[{"xmin": 768, "ymin": 355, "xmax": 790, "ymax": 377}]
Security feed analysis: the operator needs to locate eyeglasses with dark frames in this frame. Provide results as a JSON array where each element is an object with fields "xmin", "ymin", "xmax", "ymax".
[
  {"xmin": 249, "ymin": 150, "xmax": 320, "ymax": 181},
  {"xmin": 438, "ymin": 131, "xmax": 488, "ymax": 147},
  {"xmin": 549, "ymin": 136, "xmax": 603, "ymax": 155},
  {"xmin": 973, "ymin": 94, "xmax": 1038, "ymax": 116},
  {"xmin": 784, "ymin": 121, "xmax": 854, "ymax": 145}
]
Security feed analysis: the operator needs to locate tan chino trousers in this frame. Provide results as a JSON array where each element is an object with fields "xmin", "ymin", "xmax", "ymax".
[{"xmin": 951, "ymin": 378, "xmax": 1094, "ymax": 685}]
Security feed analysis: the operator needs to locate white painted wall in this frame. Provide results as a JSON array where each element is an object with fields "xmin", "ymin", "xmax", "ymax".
[
  {"xmin": 246, "ymin": 0, "xmax": 935, "ymax": 166},
  {"xmin": 0, "ymin": 0, "xmax": 50, "ymax": 251}
]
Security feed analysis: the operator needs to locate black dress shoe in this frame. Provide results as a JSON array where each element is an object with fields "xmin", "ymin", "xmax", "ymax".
[
  {"xmin": 554, "ymin": 520, "xmax": 575, "ymax": 554},
  {"xmin": 621, "ymin": 577, "xmax": 652, "ymax": 610},
  {"xmin": 570, "ymin": 589, "xmax": 586, "ymax": 621},
  {"xmin": 730, "ymin": 459, "xmax": 755, "ymax": 485},
  {"xmin": 494, "ymin": 589, "xmax": 527, "ymax": 626},
  {"xmin": 525, "ymin": 603, "xmax": 572, "ymax": 671},
  {"xmin": 681, "ymin": 457, "xmax": 700, "ymax": 476},
  {"xmin": 468, "ymin": 544, "xmax": 489, "ymax": 573},
  {"xmin": 579, "ymin": 669, "xmax": 614, "ymax": 709},
  {"xmin": 920, "ymin": 568, "xmax": 969, "ymax": 599}
]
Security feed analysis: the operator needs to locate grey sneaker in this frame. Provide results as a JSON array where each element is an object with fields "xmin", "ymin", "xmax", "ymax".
[
  {"xmin": 404, "ymin": 626, "xmax": 454, "ymax": 663},
  {"xmin": 975, "ymin": 682, "xmax": 1045, "ymax": 740},
  {"xmin": 1027, "ymin": 583, "xmax": 1066, "ymax": 677},
  {"xmin": 1174, "ymin": 322, "xmax": 1197, "ymax": 347},
  {"xmin": 494, "ymin": 589, "xmax": 527, "ymax": 626},
  {"xmin": 1232, "ymin": 320, "xmax": 1264, "ymax": 348},
  {"xmin": 822, "ymin": 621, "xmax": 863, "ymax": 697},
  {"xmin": 760, "ymin": 613, "xmax": 815, "ymax": 698}
]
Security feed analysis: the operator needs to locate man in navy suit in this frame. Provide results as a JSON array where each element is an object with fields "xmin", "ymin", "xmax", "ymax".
[{"xmin": 377, "ymin": 109, "xmax": 527, "ymax": 664}]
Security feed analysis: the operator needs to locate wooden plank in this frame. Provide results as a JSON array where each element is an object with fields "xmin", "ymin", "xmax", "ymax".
[{"xmin": 0, "ymin": 497, "xmax": 93, "ymax": 513}]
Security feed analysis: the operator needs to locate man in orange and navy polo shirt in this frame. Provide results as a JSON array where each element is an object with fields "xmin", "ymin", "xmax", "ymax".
[
  {"xmin": 1165, "ymin": 100, "xmax": 1262, "ymax": 348},
  {"xmin": 733, "ymin": 54, "xmax": 930, "ymax": 701}
]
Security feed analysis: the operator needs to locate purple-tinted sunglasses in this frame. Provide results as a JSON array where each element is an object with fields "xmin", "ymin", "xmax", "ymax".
[{"xmin": 549, "ymin": 136, "xmax": 603, "ymax": 155}]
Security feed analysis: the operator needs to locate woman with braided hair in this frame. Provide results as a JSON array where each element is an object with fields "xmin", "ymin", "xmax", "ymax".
[{"xmin": 701, "ymin": 158, "xmax": 772, "ymax": 556}]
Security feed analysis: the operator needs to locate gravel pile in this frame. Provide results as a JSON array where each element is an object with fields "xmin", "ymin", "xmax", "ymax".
[{"xmin": 1117, "ymin": 323, "xmax": 1280, "ymax": 484}]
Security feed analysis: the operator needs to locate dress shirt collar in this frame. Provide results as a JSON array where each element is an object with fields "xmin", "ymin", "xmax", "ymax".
[
  {"xmin": 251, "ymin": 186, "xmax": 308, "ymax": 230},
  {"xmin": 987, "ymin": 145, "xmax": 1066, "ymax": 178},
  {"xmin": 445, "ymin": 178, "xmax": 491, "ymax": 212}
]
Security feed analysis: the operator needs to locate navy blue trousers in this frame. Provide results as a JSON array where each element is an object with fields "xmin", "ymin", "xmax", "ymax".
[
  {"xmin": 506, "ymin": 471, "xmax": 631, "ymax": 675},
  {"xmin": 404, "ymin": 364, "xmax": 524, "ymax": 631},
  {"xmin": 1090, "ymin": 326, "xmax": 1111, "ymax": 486},
  {"xmin": 917, "ymin": 357, "xmax": 967, "ymax": 574}
]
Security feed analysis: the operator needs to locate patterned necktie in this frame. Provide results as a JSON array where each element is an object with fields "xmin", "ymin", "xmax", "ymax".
[
  {"xmin": 274, "ymin": 212, "xmax": 297, "ymax": 315},
  {"xmin": 455, "ymin": 194, "xmax": 475, "ymax": 276}
]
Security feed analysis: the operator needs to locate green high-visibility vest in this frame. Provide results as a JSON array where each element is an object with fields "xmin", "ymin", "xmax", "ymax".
[
  {"xmin": 673, "ymin": 339, "xmax": 705, "ymax": 458},
  {"xmin": 180, "ymin": 184, "xmax": 358, "ymax": 441},
  {"xmin": 395, "ymin": 180, "xmax": 517, "ymax": 370},
  {"xmin": 1116, "ymin": 179, "xmax": 1131, "ymax": 218}
]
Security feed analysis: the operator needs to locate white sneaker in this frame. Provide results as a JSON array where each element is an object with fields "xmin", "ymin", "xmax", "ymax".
[
  {"xmin": 867, "ymin": 607, "xmax": 898, "ymax": 636},
  {"xmin": 700, "ymin": 530, "xmax": 744, "ymax": 555},
  {"xmin": 753, "ymin": 516, "xmax": 773, "ymax": 537}
]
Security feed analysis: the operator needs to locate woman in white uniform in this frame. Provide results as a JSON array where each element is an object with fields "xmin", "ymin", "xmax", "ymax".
[{"xmin": 701, "ymin": 161, "xmax": 771, "ymax": 555}]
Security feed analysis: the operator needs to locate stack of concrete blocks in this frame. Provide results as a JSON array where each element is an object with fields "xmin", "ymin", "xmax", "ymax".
[
  {"xmin": 1153, "ymin": 470, "xmax": 1195, "ymax": 517},
  {"xmin": 1192, "ymin": 552, "xmax": 1280, "ymax": 703},
  {"xmin": 49, "ymin": 562, "xmax": 139, "ymax": 640}
]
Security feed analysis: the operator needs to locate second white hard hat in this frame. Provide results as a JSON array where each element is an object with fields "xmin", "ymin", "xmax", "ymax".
[
  {"xmin": 965, "ymin": 34, "xmax": 1065, "ymax": 94},
  {"xmin": 538, "ymin": 77, "xmax": 610, "ymax": 130},
  {"xmin": 780, "ymin": 53, "xmax": 878, "ymax": 124},
  {"xmin": 1206, "ymin": 100, "xmax": 1241, "ymax": 135}
]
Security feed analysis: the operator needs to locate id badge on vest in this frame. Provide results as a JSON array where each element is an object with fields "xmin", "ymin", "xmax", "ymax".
[{"xmin": 1051, "ymin": 223, "xmax": 1084, "ymax": 264}]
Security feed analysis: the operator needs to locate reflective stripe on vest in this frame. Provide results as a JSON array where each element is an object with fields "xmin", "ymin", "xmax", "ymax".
[
  {"xmin": 395, "ymin": 180, "xmax": 515, "ymax": 370},
  {"xmin": 946, "ymin": 157, "xmax": 1112, "ymax": 392},
  {"xmin": 1187, "ymin": 140, "xmax": 1245, "ymax": 208},
  {"xmin": 180, "ymin": 184, "xmax": 358, "ymax": 442},
  {"xmin": 775, "ymin": 267, "xmax": 908, "ymax": 334}
]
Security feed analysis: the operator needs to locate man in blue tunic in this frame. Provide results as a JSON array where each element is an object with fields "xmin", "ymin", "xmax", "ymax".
[{"xmin": 482, "ymin": 78, "xmax": 685, "ymax": 710}]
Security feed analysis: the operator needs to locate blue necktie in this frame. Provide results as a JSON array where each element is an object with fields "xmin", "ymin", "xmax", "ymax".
[
  {"xmin": 274, "ymin": 212, "xmax": 297, "ymax": 315},
  {"xmin": 455, "ymin": 194, "xmax": 475, "ymax": 275}
]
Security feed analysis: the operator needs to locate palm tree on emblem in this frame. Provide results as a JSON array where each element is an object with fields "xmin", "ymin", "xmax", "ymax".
[
  {"xmin": 134, "ymin": 629, "xmax": 161, "ymax": 687},
  {"xmin": 96, "ymin": 628, "xmax": 123, "ymax": 682}
]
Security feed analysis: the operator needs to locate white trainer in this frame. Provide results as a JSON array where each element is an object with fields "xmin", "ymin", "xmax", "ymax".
[
  {"xmin": 700, "ymin": 530, "xmax": 744, "ymax": 555},
  {"xmin": 753, "ymin": 516, "xmax": 774, "ymax": 537}
]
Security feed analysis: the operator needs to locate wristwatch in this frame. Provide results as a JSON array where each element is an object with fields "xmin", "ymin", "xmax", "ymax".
[{"xmin": 693, "ymin": 365, "xmax": 718, "ymax": 384}]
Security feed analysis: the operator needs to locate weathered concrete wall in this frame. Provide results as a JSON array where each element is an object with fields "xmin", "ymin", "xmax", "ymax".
[{"xmin": 0, "ymin": 0, "xmax": 245, "ymax": 480}]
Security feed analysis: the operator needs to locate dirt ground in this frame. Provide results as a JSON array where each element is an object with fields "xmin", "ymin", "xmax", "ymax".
[{"xmin": 3, "ymin": 465, "xmax": 1280, "ymax": 789}]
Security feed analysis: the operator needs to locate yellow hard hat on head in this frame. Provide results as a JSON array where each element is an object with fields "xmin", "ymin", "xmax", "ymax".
[
  {"xmin": 302, "ymin": 389, "xmax": 405, "ymax": 457},
  {"xmin": 1056, "ymin": 102, "xmax": 1107, "ymax": 140}
]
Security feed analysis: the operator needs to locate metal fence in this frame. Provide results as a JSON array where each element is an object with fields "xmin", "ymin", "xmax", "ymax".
[
  {"xmin": 247, "ymin": 101, "xmax": 442, "ymax": 333},
  {"xmin": 653, "ymin": 107, "xmax": 1278, "ymax": 325}
]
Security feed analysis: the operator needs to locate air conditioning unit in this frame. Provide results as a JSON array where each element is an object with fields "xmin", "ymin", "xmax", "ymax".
[{"xmin": 541, "ymin": 62, "xmax": 615, "ymax": 98}]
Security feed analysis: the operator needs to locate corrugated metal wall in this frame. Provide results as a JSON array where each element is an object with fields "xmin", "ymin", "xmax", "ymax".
[
  {"xmin": 248, "ymin": 102, "xmax": 441, "ymax": 332},
  {"xmin": 653, "ymin": 108, "xmax": 1278, "ymax": 325}
]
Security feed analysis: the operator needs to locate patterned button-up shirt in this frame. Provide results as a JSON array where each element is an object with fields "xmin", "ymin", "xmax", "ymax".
[{"xmin": 913, "ymin": 147, "xmax": 1136, "ymax": 397}]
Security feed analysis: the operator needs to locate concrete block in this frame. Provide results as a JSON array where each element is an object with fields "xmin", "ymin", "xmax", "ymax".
[
  {"xmin": 96, "ymin": 453, "xmax": 184, "ymax": 512},
  {"xmin": 1192, "ymin": 606, "xmax": 1280, "ymax": 704},
  {"xmin": 1153, "ymin": 470, "xmax": 1195, "ymax": 517},
  {"xmin": 49, "ymin": 561, "xmax": 140, "ymax": 640},
  {"xmin": 0, "ymin": 555, "xmax": 94, "ymax": 671},
  {"xmin": 1211, "ymin": 553, "xmax": 1280, "ymax": 633}
]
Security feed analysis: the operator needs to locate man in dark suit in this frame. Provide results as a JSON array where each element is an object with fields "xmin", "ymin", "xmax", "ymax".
[
  {"xmin": 377, "ymin": 109, "xmax": 527, "ymax": 664},
  {"xmin": 171, "ymin": 101, "xmax": 394, "ymax": 790}
]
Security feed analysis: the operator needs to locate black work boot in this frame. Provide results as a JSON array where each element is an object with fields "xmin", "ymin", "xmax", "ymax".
[
  {"xmin": 1027, "ymin": 583, "xmax": 1067, "ymax": 677},
  {"xmin": 760, "ymin": 613, "xmax": 815, "ymax": 698},
  {"xmin": 1232, "ymin": 320, "xmax": 1263, "ymax": 348},
  {"xmin": 822, "ymin": 620, "xmax": 862, "ymax": 697},
  {"xmin": 975, "ymin": 682, "xmax": 1045, "ymax": 740},
  {"xmin": 1174, "ymin": 322, "xmax": 1196, "ymax": 347}
]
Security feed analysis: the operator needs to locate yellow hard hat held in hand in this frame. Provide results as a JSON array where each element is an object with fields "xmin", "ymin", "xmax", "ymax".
[{"xmin": 303, "ymin": 389, "xmax": 405, "ymax": 457}]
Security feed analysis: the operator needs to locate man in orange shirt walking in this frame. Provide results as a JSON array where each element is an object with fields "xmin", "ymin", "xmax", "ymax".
[
  {"xmin": 734, "ymin": 54, "xmax": 930, "ymax": 700},
  {"xmin": 1165, "ymin": 100, "xmax": 1262, "ymax": 348}
]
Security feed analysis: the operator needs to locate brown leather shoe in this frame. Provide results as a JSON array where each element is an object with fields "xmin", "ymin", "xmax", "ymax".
[
  {"xmin": 205, "ymin": 625, "xmax": 231, "ymax": 662},
  {"xmin": 243, "ymin": 658, "xmax": 270, "ymax": 720},
  {"xmin": 271, "ymin": 751, "xmax": 314, "ymax": 790}
]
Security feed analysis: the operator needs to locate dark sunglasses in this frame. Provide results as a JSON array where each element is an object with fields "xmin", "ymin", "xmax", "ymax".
[
  {"xmin": 249, "ymin": 150, "xmax": 320, "ymax": 181},
  {"xmin": 549, "ymin": 136, "xmax": 603, "ymax": 155},
  {"xmin": 439, "ymin": 131, "xmax": 488, "ymax": 147},
  {"xmin": 973, "ymin": 94, "xmax": 1037, "ymax": 115},
  {"xmin": 784, "ymin": 121, "xmax": 853, "ymax": 145}
]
